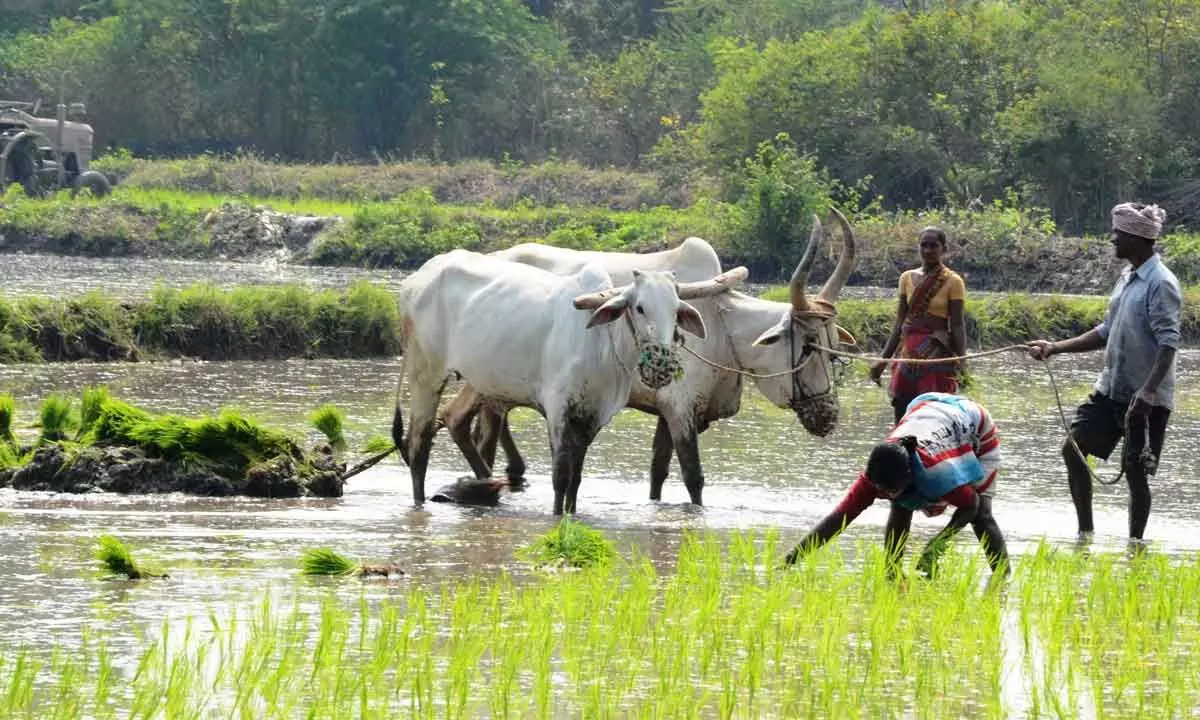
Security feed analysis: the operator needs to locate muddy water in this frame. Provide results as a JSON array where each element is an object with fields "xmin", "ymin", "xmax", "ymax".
[{"xmin": 0, "ymin": 353, "xmax": 1199, "ymax": 661}]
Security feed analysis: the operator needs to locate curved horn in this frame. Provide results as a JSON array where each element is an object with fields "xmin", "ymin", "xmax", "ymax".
[
  {"xmin": 818, "ymin": 207, "xmax": 857, "ymax": 303},
  {"xmin": 676, "ymin": 266, "xmax": 749, "ymax": 299},
  {"xmin": 789, "ymin": 214, "xmax": 822, "ymax": 311},
  {"xmin": 573, "ymin": 285, "xmax": 626, "ymax": 310}
]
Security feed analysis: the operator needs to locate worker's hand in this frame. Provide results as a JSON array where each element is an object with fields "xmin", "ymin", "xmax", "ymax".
[
  {"xmin": 1127, "ymin": 388, "xmax": 1154, "ymax": 421},
  {"xmin": 868, "ymin": 361, "xmax": 887, "ymax": 386},
  {"xmin": 1026, "ymin": 340, "xmax": 1056, "ymax": 361}
]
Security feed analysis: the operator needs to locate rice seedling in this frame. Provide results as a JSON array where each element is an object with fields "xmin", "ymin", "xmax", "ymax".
[
  {"xmin": 299, "ymin": 548, "xmax": 403, "ymax": 578},
  {"xmin": 362, "ymin": 434, "xmax": 394, "ymax": 454},
  {"xmin": 94, "ymin": 535, "xmax": 167, "ymax": 580},
  {"xmin": 37, "ymin": 393, "xmax": 75, "ymax": 443},
  {"xmin": 309, "ymin": 405, "xmax": 347, "ymax": 451},
  {"xmin": 0, "ymin": 534, "xmax": 1195, "ymax": 716},
  {"xmin": 0, "ymin": 394, "xmax": 15, "ymax": 445},
  {"xmin": 517, "ymin": 517, "xmax": 617, "ymax": 569},
  {"xmin": 76, "ymin": 386, "xmax": 112, "ymax": 438}
]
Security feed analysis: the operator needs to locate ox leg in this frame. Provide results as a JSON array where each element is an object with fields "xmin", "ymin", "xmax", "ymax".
[
  {"xmin": 472, "ymin": 409, "xmax": 501, "ymax": 469},
  {"xmin": 405, "ymin": 377, "xmax": 443, "ymax": 507},
  {"xmin": 442, "ymin": 390, "xmax": 494, "ymax": 481},
  {"xmin": 649, "ymin": 417, "xmax": 674, "ymax": 501},
  {"xmin": 564, "ymin": 421, "xmax": 599, "ymax": 515},
  {"xmin": 672, "ymin": 425, "xmax": 705, "ymax": 506},
  {"xmin": 550, "ymin": 417, "xmax": 593, "ymax": 515},
  {"xmin": 498, "ymin": 416, "xmax": 528, "ymax": 485}
]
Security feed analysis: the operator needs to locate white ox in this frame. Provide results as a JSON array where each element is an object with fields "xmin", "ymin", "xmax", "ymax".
[
  {"xmin": 392, "ymin": 249, "xmax": 746, "ymax": 514},
  {"xmin": 441, "ymin": 209, "xmax": 858, "ymax": 506}
]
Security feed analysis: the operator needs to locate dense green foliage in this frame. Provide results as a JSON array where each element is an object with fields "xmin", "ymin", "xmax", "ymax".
[
  {"xmin": 10, "ymin": 172, "xmax": 1200, "ymax": 286},
  {"xmin": 4, "ymin": 0, "xmax": 1199, "ymax": 231},
  {"xmin": 0, "ymin": 281, "xmax": 402, "ymax": 363}
]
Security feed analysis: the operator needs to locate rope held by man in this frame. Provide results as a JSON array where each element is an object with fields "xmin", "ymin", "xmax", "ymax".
[{"xmin": 680, "ymin": 339, "xmax": 1126, "ymax": 486}]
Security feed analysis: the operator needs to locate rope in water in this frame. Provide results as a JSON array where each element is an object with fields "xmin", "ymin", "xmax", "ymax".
[{"xmin": 681, "ymin": 340, "xmax": 1127, "ymax": 486}]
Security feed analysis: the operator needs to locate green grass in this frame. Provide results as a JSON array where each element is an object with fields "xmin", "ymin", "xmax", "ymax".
[
  {"xmin": 517, "ymin": 518, "xmax": 617, "ymax": 569},
  {"xmin": 81, "ymin": 395, "xmax": 296, "ymax": 477},
  {"xmin": 37, "ymin": 393, "xmax": 75, "ymax": 444},
  {"xmin": 0, "ymin": 533, "xmax": 1195, "ymax": 716},
  {"xmin": 0, "ymin": 394, "xmax": 15, "ymax": 445},
  {"xmin": 94, "ymin": 535, "xmax": 164, "ymax": 580},
  {"xmin": 299, "ymin": 548, "xmax": 358, "ymax": 577},
  {"xmin": 361, "ymin": 434, "xmax": 394, "ymax": 454},
  {"xmin": 300, "ymin": 548, "xmax": 402, "ymax": 578},
  {"xmin": 21, "ymin": 157, "xmax": 1200, "ymax": 288},
  {"xmin": 308, "ymin": 405, "xmax": 347, "ymax": 451},
  {"xmin": 0, "ymin": 280, "xmax": 402, "ymax": 363}
]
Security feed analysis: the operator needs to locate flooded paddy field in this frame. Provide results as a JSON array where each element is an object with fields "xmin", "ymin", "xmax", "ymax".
[{"xmin": 0, "ymin": 255, "xmax": 1197, "ymax": 716}]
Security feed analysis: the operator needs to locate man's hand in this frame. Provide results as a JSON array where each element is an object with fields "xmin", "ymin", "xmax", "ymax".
[
  {"xmin": 1026, "ymin": 340, "xmax": 1056, "ymax": 361},
  {"xmin": 1127, "ymin": 387, "xmax": 1154, "ymax": 422},
  {"xmin": 869, "ymin": 361, "xmax": 887, "ymax": 386}
]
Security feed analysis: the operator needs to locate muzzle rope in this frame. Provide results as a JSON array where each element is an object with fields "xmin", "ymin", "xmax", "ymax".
[{"xmin": 681, "ymin": 337, "xmax": 1130, "ymax": 487}]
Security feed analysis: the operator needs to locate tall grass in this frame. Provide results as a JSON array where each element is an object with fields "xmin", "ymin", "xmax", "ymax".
[
  {"xmin": 0, "ymin": 534, "xmax": 1194, "ymax": 716},
  {"xmin": 0, "ymin": 281, "xmax": 401, "ymax": 363}
]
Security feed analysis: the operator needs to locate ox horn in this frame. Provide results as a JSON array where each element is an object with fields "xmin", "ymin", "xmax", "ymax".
[
  {"xmin": 818, "ymin": 207, "xmax": 857, "ymax": 303},
  {"xmin": 788, "ymin": 214, "xmax": 822, "ymax": 312},
  {"xmin": 574, "ymin": 286, "xmax": 626, "ymax": 310},
  {"xmin": 676, "ymin": 266, "xmax": 749, "ymax": 299}
]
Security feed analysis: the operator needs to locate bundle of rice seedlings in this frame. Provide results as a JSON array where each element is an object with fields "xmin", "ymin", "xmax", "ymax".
[
  {"xmin": 38, "ymin": 393, "xmax": 75, "ymax": 443},
  {"xmin": 309, "ymin": 405, "xmax": 347, "ymax": 451},
  {"xmin": 0, "ymin": 394, "xmax": 15, "ymax": 445},
  {"xmin": 518, "ymin": 518, "xmax": 617, "ymax": 569},
  {"xmin": 83, "ymin": 396, "xmax": 296, "ymax": 476},
  {"xmin": 95, "ymin": 535, "xmax": 167, "ymax": 580},
  {"xmin": 362, "ymin": 434, "xmax": 394, "ymax": 454},
  {"xmin": 77, "ymin": 386, "xmax": 112, "ymax": 438},
  {"xmin": 300, "ymin": 548, "xmax": 403, "ymax": 578}
]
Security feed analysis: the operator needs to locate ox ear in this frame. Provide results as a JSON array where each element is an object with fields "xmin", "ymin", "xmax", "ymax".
[
  {"xmin": 586, "ymin": 294, "xmax": 630, "ymax": 329},
  {"xmin": 751, "ymin": 315, "xmax": 790, "ymax": 347},
  {"xmin": 836, "ymin": 324, "xmax": 857, "ymax": 347},
  {"xmin": 676, "ymin": 301, "xmax": 706, "ymax": 339}
]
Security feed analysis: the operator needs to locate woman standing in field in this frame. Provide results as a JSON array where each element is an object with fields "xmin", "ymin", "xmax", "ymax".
[{"xmin": 870, "ymin": 227, "xmax": 968, "ymax": 423}]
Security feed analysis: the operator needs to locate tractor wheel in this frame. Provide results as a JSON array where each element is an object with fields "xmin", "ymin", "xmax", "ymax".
[{"xmin": 74, "ymin": 170, "xmax": 112, "ymax": 197}]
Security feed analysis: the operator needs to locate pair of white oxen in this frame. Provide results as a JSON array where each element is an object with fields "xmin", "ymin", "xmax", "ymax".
[{"xmin": 393, "ymin": 210, "xmax": 859, "ymax": 515}]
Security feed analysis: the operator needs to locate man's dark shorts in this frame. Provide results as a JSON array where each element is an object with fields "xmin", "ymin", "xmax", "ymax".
[{"xmin": 1071, "ymin": 391, "xmax": 1170, "ymax": 470}]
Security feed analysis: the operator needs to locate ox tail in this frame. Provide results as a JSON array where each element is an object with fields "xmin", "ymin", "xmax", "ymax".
[{"xmin": 392, "ymin": 331, "xmax": 411, "ymax": 467}]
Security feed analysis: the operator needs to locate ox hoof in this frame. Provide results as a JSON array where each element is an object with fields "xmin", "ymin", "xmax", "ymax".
[{"xmin": 506, "ymin": 475, "xmax": 528, "ymax": 491}]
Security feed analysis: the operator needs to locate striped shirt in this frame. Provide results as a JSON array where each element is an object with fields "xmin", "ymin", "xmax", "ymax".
[{"xmin": 836, "ymin": 393, "xmax": 1000, "ymax": 518}]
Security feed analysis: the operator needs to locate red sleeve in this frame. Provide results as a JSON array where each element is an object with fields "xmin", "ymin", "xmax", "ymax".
[
  {"xmin": 940, "ymin": 484, "xmax": 978, "ymax": 509},
  {"xmin": 834, "ymin": 473, "xmax": 878, "ymax": 521}
]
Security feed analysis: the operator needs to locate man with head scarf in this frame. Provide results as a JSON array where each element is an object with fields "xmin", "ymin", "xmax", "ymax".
[{"xmin": 1028, "ymin": 202, "xmax": 1182, "ymax": 543}]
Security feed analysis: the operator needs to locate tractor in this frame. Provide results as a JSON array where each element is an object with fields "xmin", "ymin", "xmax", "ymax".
[{"xmin": 0, "ymin": 99, "xmax": 110, "ymax": 196}]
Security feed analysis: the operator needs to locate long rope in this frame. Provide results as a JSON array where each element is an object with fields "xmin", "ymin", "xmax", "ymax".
[{"xmin": 681, "ymin": 339, "xmax": 1127, "ymax": 487}]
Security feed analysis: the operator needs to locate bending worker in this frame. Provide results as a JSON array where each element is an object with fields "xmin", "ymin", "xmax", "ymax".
[{"xmin": 785, "ymin": 392, "xmax": 1009, "ymax": 578}]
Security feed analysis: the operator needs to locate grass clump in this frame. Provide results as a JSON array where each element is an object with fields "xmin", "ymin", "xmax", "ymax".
[
  {"xmin": 37, "ymin": 393, "xmax": 75, "ymax": 444},
  {"xmin": 0, "ymin": 394, "xmax": 15, "ymax": 445},
  {"xmin": 309, "ymin": 405, "xmax": 347, "ymax": 451},
  {"xmin": 81, "ymin": 395, "xmax": 297, "ymax": 477},
  {"xmin": 95, "ymin": 535, "xmax": 166, "ymax": 580},
  {"xmin": 361, "ymin": 434, "xmax": 394, "ymax": 454},
  {"xmin": 300, "ymin": 548, "xmax": 402, "ymax": 578},
  {"xmin": 518, "ymin": 518, "xmax": 617, "ymax": 569}
]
